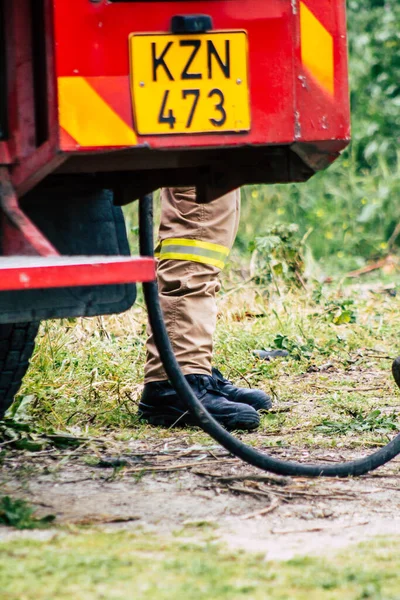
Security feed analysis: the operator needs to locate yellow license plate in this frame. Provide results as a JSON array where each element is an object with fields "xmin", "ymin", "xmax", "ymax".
[{"xmin": 129, "ymin": 31, "xmax": 250, "ymax": 135}]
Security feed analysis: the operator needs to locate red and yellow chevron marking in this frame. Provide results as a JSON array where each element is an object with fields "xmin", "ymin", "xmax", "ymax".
[
  {"xmin": 58, "ymin": 76, "xmax": 137, "ymax": 148},
  {"xmin": 56, "ymin": 7, "xmax": 338, "ymax": 150},
  {"xmin": 300, "ymin": 2, "xmax": 334, "ymax": 96}
]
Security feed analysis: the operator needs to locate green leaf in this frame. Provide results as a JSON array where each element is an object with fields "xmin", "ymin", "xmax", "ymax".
[{"xmin": 333, "ymin": 310, "xmax": 353, "ymax": 325}]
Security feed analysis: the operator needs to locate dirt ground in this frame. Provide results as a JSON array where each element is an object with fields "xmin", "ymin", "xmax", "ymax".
[{"xmin": 2, "ymin": 435, "xmax": 400, "ymax": 560}]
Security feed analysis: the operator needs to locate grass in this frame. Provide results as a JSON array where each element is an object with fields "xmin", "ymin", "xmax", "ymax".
[
  {"xmin": 0, "ymin": 530, "xmax": 400, "ymax": 599},
  {"xmin": 11, "ymin": 310, "xmax": 148, "ymax": 432},
  {"xmin": 4, "ymin": 270, "xmax": 399, "ymax": 451}
]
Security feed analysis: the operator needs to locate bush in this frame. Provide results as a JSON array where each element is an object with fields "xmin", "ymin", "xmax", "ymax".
[{"xmin": 237, "ymin": 0, "xmax": 400, "ymax": 273}]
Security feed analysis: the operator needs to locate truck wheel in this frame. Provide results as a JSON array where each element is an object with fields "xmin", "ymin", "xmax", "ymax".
[{"xmin": 0, "ymin": 322, "xmax": 39, "ymax": 418}]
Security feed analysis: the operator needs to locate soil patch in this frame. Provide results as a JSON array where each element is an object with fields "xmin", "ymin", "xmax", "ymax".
[{"xmin": 2, "ymin": 436, "xmax": 400, "ymax": 560}]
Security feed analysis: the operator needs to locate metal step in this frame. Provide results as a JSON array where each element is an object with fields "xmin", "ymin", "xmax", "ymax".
[{"xmin": 0, "ymin": 255, "xmax": 155, "ymax": 291}]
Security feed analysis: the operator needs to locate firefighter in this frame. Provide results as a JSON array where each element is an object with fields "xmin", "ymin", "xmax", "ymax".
[{"xmin": 138, "ymin": 187, "xmax": 271, "ymax": 431}]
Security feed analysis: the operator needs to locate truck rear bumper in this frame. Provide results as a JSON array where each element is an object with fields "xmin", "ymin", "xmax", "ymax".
[
  {"xmin": 0, "ymin": 169, "xmax": 152, "ymax": 323},
  {"xmin": 0, "ymin": 255, "xmax": 155, "ymax": 291}
]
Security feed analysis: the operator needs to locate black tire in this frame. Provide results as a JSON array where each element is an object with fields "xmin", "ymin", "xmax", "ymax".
[{"xmin": 0, "ymin": 322, "xmax": 39, "ymax": 418}]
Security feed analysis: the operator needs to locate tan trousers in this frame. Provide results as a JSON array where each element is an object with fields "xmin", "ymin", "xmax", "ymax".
[{"xmin": 144, "ymin": 187, "xmax": 240, "ymax": 383}]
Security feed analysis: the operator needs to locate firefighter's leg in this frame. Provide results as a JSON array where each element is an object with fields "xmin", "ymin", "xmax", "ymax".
[
  {"xmin": 139, "ymin": 187, "xmax": 269, "ymax": 431},
  {"xmin": 145, "ymin": 186, "xmax": 240, "ymax": 382}
]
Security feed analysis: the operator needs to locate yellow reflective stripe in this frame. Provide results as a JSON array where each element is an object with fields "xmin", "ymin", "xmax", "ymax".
[
  {"xmin": 159, "ymin": 252, "xmax": 225, "ymax": 270},
  {"xmin": 300, "ymin": 2, "xmax": 334, "ymax": 96},
  {"xmin": 161, "ymin": 238, "xmax": 230, "ymax": 256},
  {"xmin": 156, "ymin": 238, "xmax": 230, "ymax": 268},
  {"xmin": 58, "ymin": 77, "xmax": 138, "ymax": 147}
]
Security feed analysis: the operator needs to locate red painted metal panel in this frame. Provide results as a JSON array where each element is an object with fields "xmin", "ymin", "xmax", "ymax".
[
  {"xmin": 294, "ymin": 0, "xmax": 350, "ymax": 149},
  {"xmin": 0, "ymin": 1, "xmax": 20, "ymax": 164},
  {"xmin": 52, "ymin": 0, "xmax": 350, "ymax": 154},
  {"xmin": 0, "ymin": 0, "xmax": 351, "ymax": 296},
  {"xmin": 0, "ymin": 0, "xmax": 64, "ymax": 192},
  {"xmin": 0, "ymin": 168, "xmax": 155, "ymax": 293},
  {"xmin": 53, "ymin": 0, "xmax": 296, "ymax": 150},
  {"xmin": 10, "ymin": 0, "xmax": 36, "ymax": 159},
  {"xmin": 0, "ymin": 166, "xmax": 59, "ymax": 256},
  {"xmin": 10, "ymin": 0, "xmax": 64, "ymax": 192},
  {"xmin": 0, "ymin": 256, "xmax": 156, "ymax": 291}
]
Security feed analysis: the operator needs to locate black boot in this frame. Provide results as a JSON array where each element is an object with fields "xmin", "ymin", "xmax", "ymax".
[
  {"xmin": 212, "ymin": 368, "xmax": 272, "ymax": 411},
  {"xmin": 138, "ymin": 374, "xmax": 260, "ymax": 431}
]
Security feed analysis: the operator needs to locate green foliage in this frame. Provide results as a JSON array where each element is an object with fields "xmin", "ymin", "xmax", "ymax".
[
  {"xmin": 0, "ymin": 496, "xmax": 55, "ymax": 530},
  {"xmin": 347, "ymin": 0, "xmax": 400, "ymax": 170},
  {"xmin": 249, "ymin": 223, "xmax": 306, "ymax": 287},
  {"xmin": 315, "ymin": 409, "xmax": 399, "ymax": 436},
  {"xmin": 272, "ymin": 327, "xmax": 349, "ymax": 362},
  {"xmin": 0, "ymin": 418, "xmax": 84, "ymax": 452},
  {"xmin": 12, "ymin": 318, "xmax": 147, "ymax": 431},
  {"xmin": 273, "ymin": 333, "xmax": 317, "ymax": 361},
  {"xmin": 321, "ymin": 299, "xmax": 357, "ymax": 326},
  {"xmin": 237, "ymin": 0, "xmax": 400, "ymax": 272}
]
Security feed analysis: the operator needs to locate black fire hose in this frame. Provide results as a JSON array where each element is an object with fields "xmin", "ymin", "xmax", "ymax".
[{"xmin": 139, "ymin": 193, "xmax": 400, "ymax": 477}]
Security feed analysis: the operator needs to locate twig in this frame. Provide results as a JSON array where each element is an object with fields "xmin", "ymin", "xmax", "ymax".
[
  {"xmin": 360, "ymin": 355, "xmax": 393, "ymax": 360},
  {"xmin": 192, "ymin": 470, "xmax": 289, "ymax": 486},
  {"xmin": 46, "ymin": 434, "xmax": 107, "ymax": 444},
  {"xmin": 167, "ymin": 412, "xmax": 190, "ymax": 430},
  {"xmin": 345, "ymin": 256, "xmax": 397, "ymax": 279},
  {"xmin": 125, "ymin": 458, "xmax": 237, "ymax": 474},
  {"xmin": 216, "ymin": 474, "xmax": 289, "ymax": 486},
  {"xmin": 58, "ymin": 477, "xmax": 95, "ymax": 485},
  {"xmin": 228, "ymin": 484, "xmax": 271, "ymax": 498},
  {"xmin": 241, "ymin": 496, "xmax": 280, "ymax": 520},
  {"xmin": 271, "ymin": 520, "xmax": 369, "ymax": 535},
  {"xmin": 388, "ymin": 223, "xmax": 400, "ymax": 250},
  {"xmin": 365, "ymin": 348, "xmax": 393, "ymax": 355},
  {"xmin": 0, "ymin": 439, "xmax": 17, "ymax": 448},
  {"xmin": 54, "ymin": 441, "xmax": 90, "ymax": 469},
  {"xmin": 224, "ymin": 364, "xmax": 253, "ymax": 389},
  {"xmin": 364, "ymin": 473, "xmax": 398, "ymax": 479},
  {"xmin": 312, "ymin": 385, "xmax": 383, "ymax": 393},
  {"xmin": 72, "ymin": 514, "xmax": 140, "ymax": 525},
  {"xmin": 270, "ymin": 488, "xmax": 357, "ymax": 501},
  {"xmin": 222, "ymin": 277, "xmax": 255, "ymax": 298},
  {"xmin": 268, "ymin": 405, "xmax": 294, "ymax": 414}
]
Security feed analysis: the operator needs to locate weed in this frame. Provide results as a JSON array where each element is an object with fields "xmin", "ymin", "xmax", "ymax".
[
  {"xmin": 322, "ymin": 300, "xmax": 357, "ymax": 326},
  {"xmin": 0, "ymin": 496, "xmax": 55, "ymax": 530},
  {"xmin": 273, "ymin": 333, "xmax": 316, "ymax": 361},
  {"xmin": 0, "ymin": 419, "xmax": 84, "ymax": 452},
  {"xmin": 315, "ymin": 409, "xmax": 399, "ymax": 436},
  {"xmin": 249, "ymin": 223, "xmax": 306, "ymax": 288}
]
